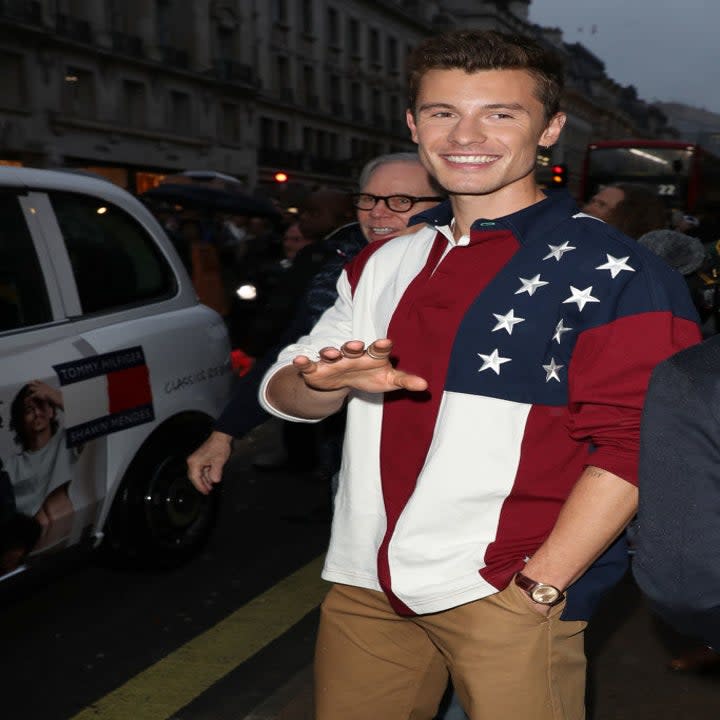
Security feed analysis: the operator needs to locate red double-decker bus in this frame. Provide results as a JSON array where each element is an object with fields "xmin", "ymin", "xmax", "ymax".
[{"xmin": 581, "ymin": 139, "xmax": 720, "ymax": 214}]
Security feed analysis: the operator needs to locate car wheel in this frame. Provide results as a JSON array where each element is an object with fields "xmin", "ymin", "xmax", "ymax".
[{"xmin": 101, "ymin": 420, "xmax": 219, "ymax": 569}]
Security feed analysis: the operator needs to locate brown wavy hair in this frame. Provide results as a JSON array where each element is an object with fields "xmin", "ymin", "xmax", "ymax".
[{"xmin": 407, "ymin": 30, "xmax": 564, "ymax": 121}]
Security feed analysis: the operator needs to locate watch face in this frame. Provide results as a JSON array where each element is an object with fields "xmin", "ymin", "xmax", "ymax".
[{"xmin": 531, "ymin": 584, "xmax": 561, "ymax": 605}]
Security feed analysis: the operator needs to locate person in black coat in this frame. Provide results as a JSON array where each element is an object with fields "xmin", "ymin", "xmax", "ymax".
[
  {"xmin": 187, "ymin": 153, "xmax": 443, "ymax": 490},
  {"xmin": 633, "ymin": 335, "xmax": 720, "ymax": 671}
]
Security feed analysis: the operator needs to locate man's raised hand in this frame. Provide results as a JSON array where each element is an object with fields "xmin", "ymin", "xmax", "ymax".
[{"xmin": 293, "ymin": 338, "xmax": 428, "ymax": 394}]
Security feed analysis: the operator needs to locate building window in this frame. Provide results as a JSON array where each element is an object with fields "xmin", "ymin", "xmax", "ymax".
[
  {"xmin": 62, "ymin": 66, "xmax": 96, "ymax": 118},
  {"xmin": 303, "ymin": 126, "xmax": 314, "ymax": 154},
  {"xmin": 155, "ymin": 0, "xmax": 173, "ymax": 46},
  {"xmin": 275, "ymin": 55, "xmax": 291, "ymax": 97},
  {"xmin": 260, "ymin": 117, "xmax": 274, "ymax": 148},
  {"xmin": 122, "ymin": 80, "xmax": 146, "ymax": 128},
  {"xmin": 317, "ymin": 130, "xmax": 328, "ymax": 157},
  {"xmin": 0, "ymin": 51, "xmax": 24, "ymax": 109},
  {"xmin": 372, "ymin": 88, "xmax": 384, "ymax": 127},
  {"xmin": 168, "ymin": 90, "xmax": 191, "ymax": 135},
  {"xmin": 351, "ymin": 137, "xmax": 370, "ymax": 162},
  {"xmin": 105, "ymin": 0, "xmax": 124, "ymax": 32},
  {"xmin": 389, "ymin": 94, "xmax": 400, "ymax": 126},
  {"xmin": 303, "ymin": 64, "xmax": 316, "ymax": 105},
  {"xmin": 387, "ymin": 36, "xmax": 398, "ymax": 73},
  {"xmin": 277, "ymin": 120, "xmax": 289, "ymax": 150},
  {"xmin": 301, "ymin": 0, "xmax": 314, "ymax": 35},
  {"xmin": 406, "ymin": 42, "xmax": 415, "ymax": 65},
  {"xmin": 328, "ymin": 132, "xmax": 338, "ymax": 158},
  {"xmin": 328, "ymin": 73, "xmax": 343, "ymax": 115},
  {"xmin": 348, "ymin": 17, "xmax": 360, "ymax": 57},
  {"xmin": 215, "ymin": 26, "xmax": 235, "ymax": 61},
  {"xmin": 272, "ymin": 0, "xmax": 287, "ymax": 24},
  {"xmin": 326, "ymin": 6, "xmax": 338, "ymax": 41},
  {"xmin": 219, "ymin": 102, "xmax": 241, "ymax": 144},
  {"xmin": 350, "ymin": 81, "xmax": 363, "ymax": 121},
  {"xmin": 368, "ymin": 28, "xmax": 380, "ymax": 65}
]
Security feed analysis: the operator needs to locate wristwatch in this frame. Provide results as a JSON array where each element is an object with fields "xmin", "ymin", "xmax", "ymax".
[{"xmin": 514, "ymin": 572, "xmax": 565, "ymax": 606}]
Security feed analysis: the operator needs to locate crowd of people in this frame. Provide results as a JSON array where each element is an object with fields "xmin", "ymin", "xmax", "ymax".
[
  {"xmin": 173, "ymin": 28, "xmax": 720, "ymax": 720},
  {"xmin": 582, "ymin": 184, "xmax": 720, "ymax": 336}
]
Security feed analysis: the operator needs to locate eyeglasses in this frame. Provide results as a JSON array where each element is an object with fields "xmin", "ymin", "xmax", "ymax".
[{"xmin": 351, "ymin": 193, "xmax": 444, "ymax": 213}]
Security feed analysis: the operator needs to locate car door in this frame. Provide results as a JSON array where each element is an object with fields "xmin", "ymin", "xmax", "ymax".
[{"xmin": 0, "ymin": 188, "xmax": 107, "ymax": 580}]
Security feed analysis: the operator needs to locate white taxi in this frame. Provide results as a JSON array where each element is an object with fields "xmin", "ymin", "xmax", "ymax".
[{"xmin": 0, "ymin": 167, "xmax": 232, "ymax": 581}]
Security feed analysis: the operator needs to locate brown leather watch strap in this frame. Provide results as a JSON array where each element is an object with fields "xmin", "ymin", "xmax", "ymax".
[{"xmin": 514, "ymin": 572, "xmax": 565, "ymax": 606}]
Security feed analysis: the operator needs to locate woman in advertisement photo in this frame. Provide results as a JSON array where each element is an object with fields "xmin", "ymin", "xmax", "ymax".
[{"xmin": 4, "ymin": 380, "xmax": 81, "ymax": 550}]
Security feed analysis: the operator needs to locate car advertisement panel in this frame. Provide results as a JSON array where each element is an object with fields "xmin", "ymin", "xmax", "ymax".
[{"xmin": 0, "ymin": 346, "xmax": 155, "ymax": 579}]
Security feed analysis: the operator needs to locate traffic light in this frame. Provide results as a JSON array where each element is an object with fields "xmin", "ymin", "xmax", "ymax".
[
  {"xmin": 550, "ymin": 163, "xmax": 568, "ymax": 187},
  {"xmin": 273, "ymin": 171, "xmax": 289, "ymax": 183}
]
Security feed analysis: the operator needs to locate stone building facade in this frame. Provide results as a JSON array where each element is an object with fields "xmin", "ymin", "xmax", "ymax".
[{"xmin": 0, "ymin": 0, "xmax": 671, "ymax": 199}]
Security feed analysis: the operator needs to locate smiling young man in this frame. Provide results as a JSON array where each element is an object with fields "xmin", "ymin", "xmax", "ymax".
[{"xmin": 259, "ymin": 30, "xmax": 700, "ymax": 719}]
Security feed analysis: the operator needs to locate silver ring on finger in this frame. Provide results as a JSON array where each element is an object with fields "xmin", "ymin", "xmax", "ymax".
[{"xmin": 365, "ymin": 346, "xmax": 385, "ymax": 360}]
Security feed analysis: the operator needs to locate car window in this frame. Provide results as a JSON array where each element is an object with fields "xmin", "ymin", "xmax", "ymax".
[
  {"xmin": 0, "ymin": 192, "xmax": 53, "ymax": 331},
  {"xmin": 49, "ymin": 191, "xmax": 176, "ymax": 315}
]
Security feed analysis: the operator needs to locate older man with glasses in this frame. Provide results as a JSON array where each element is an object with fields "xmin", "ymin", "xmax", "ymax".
[
  {"xmin": 352, "ymin": 154, "xmax": 444, "ymax": 245},
  {"xmin": 188, "ymin": 152, "xmax": 444, "ymax": 490}
]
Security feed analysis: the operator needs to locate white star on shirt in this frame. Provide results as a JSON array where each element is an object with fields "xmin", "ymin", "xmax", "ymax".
[
  {"xmin": 515, "ymin": 274, "xmax": 549, "ymax": 296},
  {"xmin": 492, "ymin": 309, "xmax": 525, "ymax": 335},
  {"xmin": 543, "ymin": 357, "xmax": 564, "ymax": 383},
  {"xmin": 478, "ymin": 349, "xmax": 512, "ymax": 375},
  {"xmin": 595, "ymin": 254, "xmax": 636, "ymax": 278},
  {"xmin": 552, "ymin": 318, "xmax": 573, "ymax": 344},
  {"xmin": 563, "ymin": 285, "xmax": 600, "ymax": 311},
  {"xmin": 543, "ymin": 241, "xmax": 577, "ymax": 261}
]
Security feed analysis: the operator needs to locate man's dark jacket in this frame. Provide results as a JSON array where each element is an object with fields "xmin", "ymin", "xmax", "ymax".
[
  {"xmin": 634, "ymin": 335, "xmax": 720, "ymax": 648},
  {"xmin": 215, "ymin": 223, "xmax": 366, "ymax": 437}
]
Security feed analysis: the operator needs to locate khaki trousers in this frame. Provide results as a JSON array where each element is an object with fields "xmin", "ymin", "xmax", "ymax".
[{"xmin": 314, "ymin": 582, "xmax": 587, "ymax": 720}]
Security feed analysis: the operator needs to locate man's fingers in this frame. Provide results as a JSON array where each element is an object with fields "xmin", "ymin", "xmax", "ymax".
[
  {"xmin": 340, "ymin": 341, "xmax": 366, "ymax": 359},
  {"xmin": 200, "ymin": 466, "xmax": 214, "ymax": 488},
  {"xmin": 393, "ymin": 371, "xmax": 428, "ymax": 392},
  {"xmin": 292, "ymin": 355, "xmax": 318, "ymax": 372},
  {"xmin": 365, "ymin": 340, "xmax": 393, "ymax": 361},
  {"xmin": 187, "ymin": 449, "xmax": 226, "ymax": 494},
  {"xmin": 317, "ymin": 346, "xmax": 343, "ymax": 363}
]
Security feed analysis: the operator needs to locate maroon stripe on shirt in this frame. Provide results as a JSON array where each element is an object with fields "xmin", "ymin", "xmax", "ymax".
[{"xmin": 376, "ymin": 229, "xmax": 520, "ymax": 614}]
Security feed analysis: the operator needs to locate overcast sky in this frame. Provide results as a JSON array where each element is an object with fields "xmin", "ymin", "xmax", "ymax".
[{"xmin": 528, "ymin": 0, "xmax": 720, "ymax": 115}]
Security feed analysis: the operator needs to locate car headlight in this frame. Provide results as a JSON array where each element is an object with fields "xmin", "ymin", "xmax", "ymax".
[{"xmin": 236, "ymin": 283, "xmax": 257, "ymax": 301}]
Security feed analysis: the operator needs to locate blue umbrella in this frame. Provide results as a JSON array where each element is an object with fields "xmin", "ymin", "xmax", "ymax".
[{"xmin": 141, "ymin": 182, "xmax": 278, "ymax": 217}]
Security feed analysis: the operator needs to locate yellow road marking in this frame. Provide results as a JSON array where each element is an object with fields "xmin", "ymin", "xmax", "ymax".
[{"xmin": 71, "ymin": 555, "xmax": 327, "ymax": 720}]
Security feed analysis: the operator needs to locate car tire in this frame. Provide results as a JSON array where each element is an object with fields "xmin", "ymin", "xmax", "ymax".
[{"xmin": 100, "ymin": 418, "xmax": 219, "ymax": 569}]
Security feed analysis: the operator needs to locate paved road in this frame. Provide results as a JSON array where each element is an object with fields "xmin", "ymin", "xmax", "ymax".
[
  {"xmin": 0, "ymin": 420, "xmax": 330, "ymax": 720},
  {"xmin": 1, "ymin": 419, "xmax": 718, "ymax": 719}
]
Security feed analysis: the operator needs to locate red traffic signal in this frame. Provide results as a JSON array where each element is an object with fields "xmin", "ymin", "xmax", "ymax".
[
  {"xmin": 273, "ymin": 171, "xmax": 289, "ymax": 183},
  {"xmin": 550, "ymin": 163, "xmax": 568, "ymax": 187}
]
